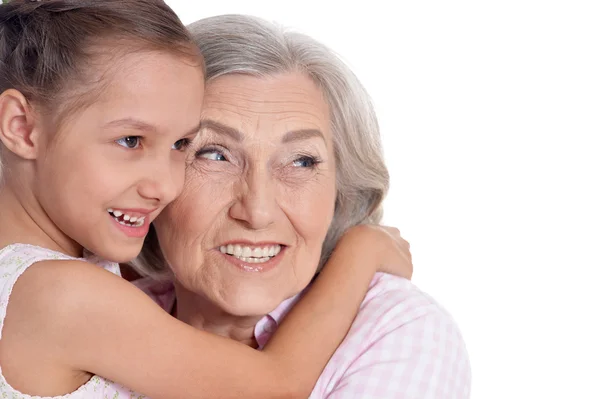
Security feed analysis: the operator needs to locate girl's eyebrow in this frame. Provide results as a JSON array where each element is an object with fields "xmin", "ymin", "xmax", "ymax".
[
  {"xmin": 104, "ymin": 117, "xmax": 202, "ymax": 136},
  {"xmin": 104, "ymin": 118, "xmax": 158, "ymax": 133}
]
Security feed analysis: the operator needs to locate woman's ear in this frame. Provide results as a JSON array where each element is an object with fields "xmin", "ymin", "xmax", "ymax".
[{"xmin": 0, "ymin": 89, "xmax": 41, "ymax": 160}]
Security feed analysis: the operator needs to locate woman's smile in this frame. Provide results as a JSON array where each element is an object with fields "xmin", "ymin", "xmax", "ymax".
[{"xmin": 216, "ymin": 243, "xmax": 286, "ymax": 273}]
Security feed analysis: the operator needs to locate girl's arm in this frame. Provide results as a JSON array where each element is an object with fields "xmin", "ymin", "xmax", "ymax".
[{"xmin": 2, "ymin": 225, "xmax": 411, "ymax": 399}]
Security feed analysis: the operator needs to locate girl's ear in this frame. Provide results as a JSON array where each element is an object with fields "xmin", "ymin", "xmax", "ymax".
[{"xmin": 0, "ymin": 89, "xmax": 42, "ymax": 160}]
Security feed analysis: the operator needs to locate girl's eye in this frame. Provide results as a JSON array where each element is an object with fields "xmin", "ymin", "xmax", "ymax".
[
  {"xmin": 172, "ymin": 138, "xmax": 191, "ymax": 151},
  {"xmin": 196, "ymin": 149, "xmax": 227, "ymax": 161},
  {"xmin": 115, "ymin": 136, "xmax": 141, "ymax": 149},
  {"xmin": 292, "ymin": 156, "xmax": 319, "ymax": 168}
]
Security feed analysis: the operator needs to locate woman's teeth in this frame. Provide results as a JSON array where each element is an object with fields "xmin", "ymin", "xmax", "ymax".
[
  {"xmin": 107, "ymin": 209, "xmax": 145, "ymax": 227},
  {"xmin": 219, "ymin": 244, "xmax": 281, "ymax": 263}
]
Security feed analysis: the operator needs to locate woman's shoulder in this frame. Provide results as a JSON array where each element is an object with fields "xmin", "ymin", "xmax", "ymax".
[
  {"xmin": 311, "ymin": 273, "xmax": 471, "ymax": 398},
  {"xmin": 356, "ymin": 273, "xmax": 469, "ymax": 347},
  {"xmin": 362, "ymin": 273, "xmax": 456, "ymax": 328}
]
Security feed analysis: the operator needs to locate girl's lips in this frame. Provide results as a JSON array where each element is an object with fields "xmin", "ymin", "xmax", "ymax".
[
  {"xmin": 107, "ymin": 207, "xmax": 158, "ymax": 220},
  {"xmin": 109, "ymin": 212, "xmax": 150, "ymax": 238}
]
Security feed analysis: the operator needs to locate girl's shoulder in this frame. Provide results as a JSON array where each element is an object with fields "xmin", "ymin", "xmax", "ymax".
[
  {"xmin": 0, "ymin": 245, "xmax": 146, "ymax": 398},
  {"xmin": 0, "ymin": 243, "xmax": 121, "ymax": 276}
]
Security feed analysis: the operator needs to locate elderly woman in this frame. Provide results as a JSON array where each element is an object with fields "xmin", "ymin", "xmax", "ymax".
[{"xmin": 133, "ymin": 14, "xmax": 470, "ymax": 398}]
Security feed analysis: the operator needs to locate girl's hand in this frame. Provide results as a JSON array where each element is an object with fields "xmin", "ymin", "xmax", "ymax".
[{"xmin": 336, "ymin": 224, "xmax": 413, "ymax": 280}]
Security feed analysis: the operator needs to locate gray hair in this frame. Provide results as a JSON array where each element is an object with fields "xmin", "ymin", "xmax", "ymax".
[{"xmin": 133, "ymin": 14, "xmax": 389, "ymax": 280}]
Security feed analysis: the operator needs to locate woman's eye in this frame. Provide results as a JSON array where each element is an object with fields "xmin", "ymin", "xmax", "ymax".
[
  {"xmin": 115, "ymin": 136, "xmax": 141, "ymax": 149},
  {"xmin": 196, "ymin": 149, "xmax": 227, "ymax": 161},
  {"xmin": 292, "ymin": 156, "xmax": 318, "ymax": 168},
  {"xmin": 172, "ymin": 138, "xmax": 191, "ymax": 151}
]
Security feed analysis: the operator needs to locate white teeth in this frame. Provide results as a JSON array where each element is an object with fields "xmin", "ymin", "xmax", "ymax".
[
  {"xmin": 238, "ymin": 256, "xmax": 271, "ymax": 264},
  {"xmin": 219, "ymin": 244, "xmax": 282, "ymax": 262},
  {"xmin": 251, "ymin": 247, "xmax": 264, "ymax": 257},
  {"xmin": 109, "ymin": 210, "xmax": 146, "ymax": 228},
  {"xmin": 233, "ymin": 245, "xmax": 243, "ymax": 257}
]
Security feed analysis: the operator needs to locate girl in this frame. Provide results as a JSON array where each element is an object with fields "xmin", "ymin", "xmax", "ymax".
[{"xmin": 0, "ymin": 1, "xmax": 412, "ymax": 398}]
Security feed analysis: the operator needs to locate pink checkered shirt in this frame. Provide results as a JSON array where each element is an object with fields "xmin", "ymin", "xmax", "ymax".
[{"xmin": 134, "ymin": 273, "xmax": 471, "ymax": 398}]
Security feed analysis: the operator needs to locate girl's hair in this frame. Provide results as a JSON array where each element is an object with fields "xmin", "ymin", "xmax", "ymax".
[{"xmin": 0, "ymin": 0, "xmax": 203, "ymax": 178}]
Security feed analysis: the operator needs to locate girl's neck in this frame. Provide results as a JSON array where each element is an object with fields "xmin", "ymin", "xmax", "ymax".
[
  {"xmin": 173, "ymin": 282, "xmax": 262, "ymax": 349},
  {"xmin": 0, "ymin": 183, "xmax": 83, "ymax": 257}
]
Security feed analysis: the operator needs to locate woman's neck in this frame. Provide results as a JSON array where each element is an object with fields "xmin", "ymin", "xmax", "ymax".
[
  {"xmin": 173, "ymin": 282, "xmax": 263, "ymax": 348},
  {"xmin": 0, "ymin": 182, "xmax": 83, "ymax": 257}
]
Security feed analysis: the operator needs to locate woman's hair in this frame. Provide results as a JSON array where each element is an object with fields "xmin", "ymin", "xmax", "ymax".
[
  {"xmin": 0, "ymin": 0, "xmax": 203, "ymax": 180},
  {"xmin": 133, "ymin": 14, "xmax": 389, "ymax": 280}
]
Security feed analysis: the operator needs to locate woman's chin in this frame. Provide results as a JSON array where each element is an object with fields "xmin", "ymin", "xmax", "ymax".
[{"xmin": 216, "ymin": 290, "xmax": 288, "ymax": 318}]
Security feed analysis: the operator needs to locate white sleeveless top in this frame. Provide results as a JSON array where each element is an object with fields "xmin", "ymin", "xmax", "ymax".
[{"xmin": 0, "ymin": 244, "xmax": 147, "ymax": 398}]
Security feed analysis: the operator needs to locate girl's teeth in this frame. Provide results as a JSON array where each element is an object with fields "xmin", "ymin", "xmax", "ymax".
[{"xmin": 108, "ymin": 210, "xmax": 146, "ymax": 228}]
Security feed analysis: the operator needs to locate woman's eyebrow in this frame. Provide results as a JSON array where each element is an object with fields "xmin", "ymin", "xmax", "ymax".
[
  {"xmin": 199, "ymin": 119, "xmax": 326, "ymax": 146},
  {"xmin": 281, "ymin": 129, "xmax": 326, "ymax": 146},
  {"xmin": 199, "ymin": 119, "xmax": 243, "ymax": 142}
]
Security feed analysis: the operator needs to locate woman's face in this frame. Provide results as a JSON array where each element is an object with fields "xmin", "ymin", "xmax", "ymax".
[{"xmin": 153, "ymin": 72, "xmax": 336, "ymax": 316}]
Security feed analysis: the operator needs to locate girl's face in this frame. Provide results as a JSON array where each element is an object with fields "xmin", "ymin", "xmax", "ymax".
[{"xmin": 35, "ymin": 51, "xmax": 204, "ymax": 262}]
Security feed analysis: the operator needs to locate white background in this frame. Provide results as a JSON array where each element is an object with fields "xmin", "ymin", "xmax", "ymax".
[{"xmin": 165, "ymin": 1, "xmax": 600, "ymax": 397}]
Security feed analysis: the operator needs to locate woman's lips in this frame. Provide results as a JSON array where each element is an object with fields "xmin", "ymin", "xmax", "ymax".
[
  {"xmin": 219, "ymin": 243, "xmax": 282, "ymax": 260},
  {"xmin": 217, "ymin": 244, "xmax": 285, "ymax": 273}
]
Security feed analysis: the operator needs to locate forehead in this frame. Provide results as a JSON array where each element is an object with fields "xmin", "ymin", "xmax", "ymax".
[
  {"xmin": 201, "ymin": 72, "xmax": 331, "ymax": 137},
  {"xmin": 57, "ymin": 50, "xmax": 205, "ymax": 133},
  {"xmin": 102, "ymin": 51, "xmax": 203, "ymax": 105}
]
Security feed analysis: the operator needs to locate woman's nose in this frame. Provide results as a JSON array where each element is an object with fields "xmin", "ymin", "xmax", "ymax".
[{"xmin": 228, "ymin": 168, "xmax": 277, "ymax": 230}]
